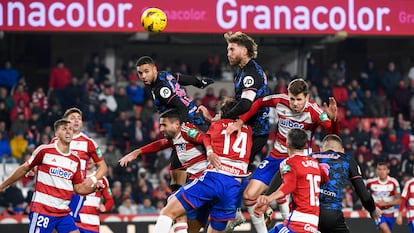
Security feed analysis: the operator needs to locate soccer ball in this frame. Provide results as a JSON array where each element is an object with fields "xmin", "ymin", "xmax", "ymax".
[{"xmin": 141, "ymin": 8, "xmax": 167, "ymax": 33}]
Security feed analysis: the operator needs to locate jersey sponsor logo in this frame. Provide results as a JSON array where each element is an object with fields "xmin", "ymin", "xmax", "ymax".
[
  {"xmin": 187, "ymin": 128, "xmax": 199, "ymax": 138},
  {"xmin": 279, "ymin": 118, "xmax": 304, "ymax": 129},
  {"xmin": 243, "ymin": 76, "xmax": 255, "ymax": 88},
  {"xmin": 160, "ymin": 87, "xmax": 172, "ymax": 98},
  {"xmin": 320, "ymin": 188, "xmax": 337, "ymax": 197},
  {"xmin": 304, "ymin": 224, "xmax": 319, "ymax": 233},
  {"xmin": 281, "ymin": 164, "xmax": 291, "ymax": 174},
  {"xmin": 319, "ymin": 112, "xmax": 329, "ymax": 122},
  {"xmin": 49, "ymin": 167, "xmax": 74, "ymax": 179},
  {"xmin": 96, "ymin": 148, "xmax": 103, "ymax": 158}
]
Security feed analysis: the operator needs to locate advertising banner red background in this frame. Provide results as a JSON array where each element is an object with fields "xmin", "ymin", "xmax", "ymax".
[{"xmin": 1, "ymin": 0, "xmax": 414, "ymax": 35}]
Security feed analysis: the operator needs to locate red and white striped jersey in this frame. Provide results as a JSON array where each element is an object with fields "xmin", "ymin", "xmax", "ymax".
[
  {"xmin": 399, "ymin": 177, "xmax": 414, "ymax": 221},
  {"xmin": 239, "ymin": 94, "xmax": 339, "ymax": 159},
  {"xmin": 279, "ymin": 154, "xmax": 328, "ymax": 233},
  {"xmin": 52, "ymin": 132, "xmax": 104, "ymax": 177},
  {"xmin": 140, "ymin": 123, "xmax": 208, "ymax": 179},
  {"xmin": 205, "ymin": 119, "xmax": 253, "ymax": 177},
  {"xmin": 172, "ymin": 123, "xmax": 208, "ymax": 179},
  {"xmin": 366, "ymin": 176, "xmax": 401, "ymax": 215},
  {"xmin": 27, "ymin": 141, "xmax": 83, "ymax": 216},
  {"xmin": 77, "ymin": 172, "xmax": 114, "ymax": 232}
]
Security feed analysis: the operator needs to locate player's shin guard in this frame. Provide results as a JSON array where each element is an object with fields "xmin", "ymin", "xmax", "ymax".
[
  {"xmin": 246, "ymin": 199, "xmax": 268, "ymax": 233},
  {"xmin": 277, "ymin": 197, "xmax": 290, "ymax": 220},
  {"xmin": 154, "ymin": 215, "xmax": 173, "ymax": 232},
  {"xmin": 173, "ymin": 222, "xmax": 188, "ymax": 233}
]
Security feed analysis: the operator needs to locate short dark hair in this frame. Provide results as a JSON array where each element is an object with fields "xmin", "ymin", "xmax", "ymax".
[
  {"xmin": 287, "ymin": 128, "xmax": 308, "ymax": 150},
  {"xmin": 159, "ymin": 108, "xmax": 182, "ymax": 123},
  {"xmin": 63, "ymin": 107, "xmax": 82, "ymax": 119},
  {"xmin": 322, "ymin": 134, "xmax": 342, "ymax": 145},
  {"xmin": 136, "ymin": 56, "xmax": 155, "ymax": 67},
  {"xmin": 288, "ymin": 78, "xmax": 309, "ymax": 96},
  {"xmin": 54, "ymin": 119, "xmax": 71, "ymax": 131}
]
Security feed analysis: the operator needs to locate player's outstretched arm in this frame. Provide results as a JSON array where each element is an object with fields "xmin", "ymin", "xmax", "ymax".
[
  {"xmin": 197, "ymin": 105, "xmax": 215, "ymax": 122},
  {"xmin": 119, "ymin": 148, "xmax": 143, "ymax": 167},
  {"xmin": 226, "ymin": 119, "xmax": 244, "ymax": 135},
  {"xmin": 0, "ymin": 163, "xmax": 31, "ymax": 192}
]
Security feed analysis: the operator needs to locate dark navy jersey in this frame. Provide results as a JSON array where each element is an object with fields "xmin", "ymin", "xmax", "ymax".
[
  {"xmin": 151, "ymin": 71, "xmax": 205, "ymax": 125},
  {"xmin": 311, "ymin": 150, "xmax": 363, "ymax": 210},
  {"xmin": 234, "ymin": 60, "xmax": 270, "ymax": 136}
]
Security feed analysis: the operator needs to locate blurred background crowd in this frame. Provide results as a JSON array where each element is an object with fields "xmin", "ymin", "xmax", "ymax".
[{"xmin": 0, "ymin": 52, "xmax": 414, "ymax": 216}]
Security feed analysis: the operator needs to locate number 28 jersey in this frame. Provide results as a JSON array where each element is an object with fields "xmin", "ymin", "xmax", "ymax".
[{"xmin": 206, "ymin": 119, "xmax": 252, "ymax": 177}]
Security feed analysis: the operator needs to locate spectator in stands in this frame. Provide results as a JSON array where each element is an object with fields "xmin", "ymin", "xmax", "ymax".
[
  {"xmin": 401, "ymin": 153, "xmax": 414, "ymax": 177},
  {"xmin": 0, "ymin": 101, "xmax": 10, "ymax": 131},
  {"xmin": 12, "ymin": 82, "xmax": 30, "ymax": 106},
  {"xmin": 95, "ymin": 100, "xmax": 116, "ymax": 141},
  {"xmin": 9, "ymin": 131, "xmax": 28, "ymax": 162},
  {"xmin": 319, "ymin": 77, "xmax": 333, "ymax": 104},
  {"xmin": 139, "ymin": 99, "xmax": 155, "ymax": 124},
  {"xmin": 31, "ymin": 87, "xmax": 49, "ymax": 112},
  {"xmin": 402, "ymin": 143, "xmax": 414, "ymax": 162},
  {"xmin": 201, "ymin": 87, "xmax": 218, "ymax": 116},
  {"xmin": 112, "ymin": 111, "xmax": 134, "ymax": 153},
  {"xmin": 104, "ymin": 142, "xmax": 123, "ymax": 169},
  {"xmin": 0, "ymin": 60, "xmax": 19, "ymax": 91},
  {"xmin": 138, "ymin": 196, "xmax": 158, "ymax": 214},
  {"xmin": 346, "ymin": 90, "xmax": 364, "ymax": 117},
  {"xmin": 0, "ymin": 87, "xmax": 15, "ymax": 111},
  {"xmin": 273, "ymin": 77, "xmax": 288, "ymax": 94},
  {"xmin": 3, "ymin": 182, "xmax": 26, "ymax": 215},
  {"xmin": 362, "ymin": 89, "xmax": 379, "ymax": 117},
  {"xmin": 351, "ymin": 121, "xmax": 370, "ymax": 148},
  {"xmin": 64, "ymin": 76, "xmax": 86, "ymax": 110},
  {"xmin": 327, "ymin": 61, "xmax": 345, "ymax": 85},
  {"xmin": 360, "ymin": 60, "xmax": 380, "ymax": 94},
  {"xmin": 132, "ymin": 169, "xmax": 154, "ymax": 205},
  {"xmin": 199, "ymin": 55, "xmax": 222, "ymax": 80},
  {"xmin": 372, "ymin": 142, "xmax": 387, "ymax": 165},
  {"xmin": 49, "ymin": 59, "xmax": 72, "ymax": 106},
  {"xmin": 383, "ymin": 130, "xmax": 404, "ymax": 161},
  {"xmin": 98, "ymin": 84, "xmax": 118, "ymax": 112},
  {"xmin": 27, "ymin": 111, "xmax": 43, "ymax": 145},
  {"xmin": 275, "ymin": 63, "xmax": 292, "ymax": 82},
  {"xmin": 10, "ymin": 99, "xmax": 32, "ymax": 122},
  {"xmin": 381, "ymin": 61, "xmax": 402, "ymax": 98},
  {"xmin": 118, "ymin": 196, "xmax": 138, "ymax": 215},
  {"xmin": 110, "ymin": 181, "xmax": 123, "ymax": 213},
  {"xmin": 309, "ymin": 85, "xmax": 322, "ymax": 105},
  {"xmin": 130, "ymin": 119, "xmax": 150, "ymax": 149},
  {"xmin": 126, "ymin": 78, "xmax": 145, "ymax": 107},
  {"xmin": 332, "ymin": 79, "xmax": 349, "ymax": 107},
  {"xmin": 0, "ymin": 132, "xmax": 11, "ymax": 163},
  {"xmin": 152, "ymin": 180, "xmax": 171, "ymax": 205},
  {"xmin": 115, "ymin": 86, "xmax": 134, "ymax": 113},
  {"xmin": 306, "ymin": 56, "xmax": 322, "ymax": 87},
  {"xmin": 389, "ymin": 157, "xmax": 403, "ymax": 181},
  {"xmin": 85, "ymin": 53, "xmax": 110, "ymax": 85},
  {"xmin": 393, "ymin": 80, "xmax": 411, "ymax": 118},
  {"xmin": 10, "ymin": 112, "xmax": 28, "ymax": 138}
]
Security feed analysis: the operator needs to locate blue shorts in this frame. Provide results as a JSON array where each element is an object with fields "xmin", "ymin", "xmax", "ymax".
[
  {"xmin": 186, "ymin": 204, "xmax": 211, "ymax": 227},
  {"xmin": 29, "ymin": 212, "xmax": 78, "ymax": 233},
  {"xmin": 68, "ymin": 194, "xmax": 85, "ymax": 221},
  {"xmin": 175, "ymin": 171, "xmax": 242, "ymax": 231},
  {"xmin": 408, "ymin": 220, "xmax": 414, "ymax": 233},
  {"xmin": 269, "ymin": 223, "xmax": 297, "ymax": 233},
  {"xmin": 251, "ymin": 156, "xmax": 284, "ymax": 185},
  {"xmin": 79, "ymin": 228, "xmax": 99, "ymax": 233},
  {"xmin": 374, "ymin": 215, "xmax": 394, "ymax": 230}
]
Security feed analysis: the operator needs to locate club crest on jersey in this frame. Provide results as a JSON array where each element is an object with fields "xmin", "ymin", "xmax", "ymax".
[
  {"xmin": 281, "ymin": 164, "xmax": 291, "ymax": 174},
  {"xmin": 319, "ymin": 112, "xmax": 329, "ymax": 122},
  {"xmin": 96, "ymin": 148, "xmax": 103, "ymax": 158},
  {"xmin": 49, "ymin": 167, "xmax": 73, "ymax": 179},
  {"xmin": 177, "ymin": 143, "xmax": 186, "ymax": 153},
  {"xmin": 187, "ymin": 128, "xmax": 199, "ymax": 138},
  {"xmin": 243, "ymin": 76, "xmax": 255, "ymax": 88},
  {"xmin": 160, "ymin": 87, "xmax": 172, "ymax": 98}
]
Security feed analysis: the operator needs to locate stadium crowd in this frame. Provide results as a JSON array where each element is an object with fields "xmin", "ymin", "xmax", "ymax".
[{"xmin": 0, "ymin": 53, "xmax": 414, "ymax": 216}]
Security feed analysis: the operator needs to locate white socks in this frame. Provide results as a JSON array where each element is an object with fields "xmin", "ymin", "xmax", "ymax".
[
  {"xmin": 247, "ymin": 205, "xmax": 268, "ymax": 233},
  {"xmin": 154, "ymin": 215, "xmax": 173, "ymax": 233},
  {"xmin": 278, "ymin": 201, "xmax": 290, "ymax": 220},
  {"xmin": 173, "ymin": 222, "xmax": 188, "ymax": 233}
]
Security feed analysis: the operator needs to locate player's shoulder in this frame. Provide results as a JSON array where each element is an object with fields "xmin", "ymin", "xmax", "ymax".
[
  {"xmin": 181, "ymin": 122, "xmax": 202, "ymax": 137},
  {"xmin": 306, "ymin": 99, "xmax": 324, "ymax": 114},
  {"xmin": 263, "ymin": 93, "xmax": 288, "ymax": 102},
  {"xmin": 366, "ymin": 177, "xmax": 378, "ymax": 184},
  {"xmin": 388, "ymin": 176, "xmax": 401, "ymax": 185}
]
